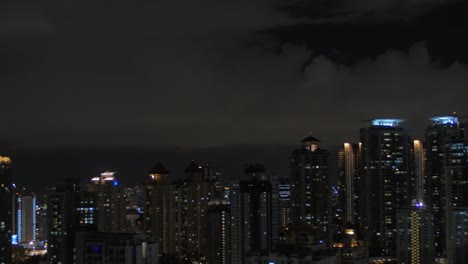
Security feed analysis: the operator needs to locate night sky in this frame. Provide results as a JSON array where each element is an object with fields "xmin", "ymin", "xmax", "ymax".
[{"xmin": 2, "ymin": 0, "xmax": 468, "ymax": 188}]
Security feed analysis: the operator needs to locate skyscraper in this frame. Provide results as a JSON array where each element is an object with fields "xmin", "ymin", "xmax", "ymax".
[
  {"xmin": 396, "ymin": 201, "xmax": 434, "ymax": 264},
  {"xmin": 206, "ymin": 192, "xmax": 231, "ymax": 264},
  {"xmin": 144, "ymin": 162, "xmax": 177, "ymax": 262},
  {"xmin": 338, "ymin": 143, "xmax": 362, "ymax": 226},
  {"xmin": 234, "ymin": 164, "xmax": 273, "ymax": 263},
  {"xmin": 89, "ymin": 171, "xmax": 126, "ymax": 232},
  {"xmin": 0, "ymin": 156, "xmax": 12, "ymax": 264},
  {"xmin": 360, "ymin": 119, "xmax": 411, "ymax": 257},
  {"xmin": 179, "ymin": 161, "xmax": 215, "ymax": 262},
  {"xmin": 47, "ymin": 178, "xmax": 97, "ymax": 264},
  {"xmin": 290, "ymin": 136, "xmax": 330, "ymax": 242},
  {"xmin": 276, "ymin": 176, "xmax": 292, "ymax": 228},
  {"xmin": 425, "ymin": 115, "xmax": 468, "ymax": 263},
  {"xmin": 17, "ymin": 193, "xmax": 36, "ymax": 243}
]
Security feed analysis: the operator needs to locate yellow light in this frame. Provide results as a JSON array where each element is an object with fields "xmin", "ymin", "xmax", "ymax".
[{"xmin": 0, "ymin": 156, "xmax": 11, "ymax": 164}]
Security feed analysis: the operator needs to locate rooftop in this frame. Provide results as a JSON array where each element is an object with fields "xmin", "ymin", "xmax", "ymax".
[
  {"xmin": 371, "ymin": 118, "xmax": 405, "ymax": 127},
  {"xmin": 300, "ymin": 136, "xmax": 321, "ymax": 143},
  {"xmin": 429, "ymin": 115, "xmax": 458, "ymax": 125}
]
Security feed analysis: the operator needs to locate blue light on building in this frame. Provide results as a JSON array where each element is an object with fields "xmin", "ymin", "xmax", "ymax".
[
  {"xmin": 430, "ymin": 116, "xmax": 458, "ymax": 125},
  {"xmin": 371, "ymin": 119, "xmax": 405, "ymax": 127},
  {"xmin": 11, "ymin": 235, "xmax": 18, "ymax": 245},
  {"xmin": 92, "ymin": 245, "xmax": 102, "ymax": 254}
]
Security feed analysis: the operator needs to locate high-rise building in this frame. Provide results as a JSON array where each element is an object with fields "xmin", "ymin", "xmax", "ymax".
[
  {"xmin": 47, "ymin": 178, "xmax": 97, "ymax": 264},
  {"xmin": 0, "ymin": 156, "xmax": 12, "ymax": 264},
  {"xmin": 144, "ymin": 162, "xmax": 177, "ymax": 262},
  {"xmin": 228, "ymin": 175, "xmax": 242, "ymax": 264},
  {"xmin": 178, "ymin": 161, "xmax": 216, "ymax": 262},
  {"xmin": 89, "ymin": 171, "xmax": 126, "ymax": 233},
  {"xmin": 290, "ymin": 136, "xmax": 330, "ymax": 242},
  {"xmin": 396, "ymin": 201, "xmax": 434, "ymax": 264},
  {"xmin": 425, "ymin": 115, "xmax": 468, "ymax": 263},
  {"xmin": 206, "ymin": 192, "xmax": 231, "ymax": 264},
  {"xmin": 16, "ymin": 193, "xmax": 36, "ymax": 243},
  {"xmin": 233, "ymin": 164, "xmax": 273, "ymax": 264},
  {"xmin": 35, "ymin": 192, "xmax": 48, "ymax": 241},
  {"xmin": 276, "ymin": 176, "xmax": 292, "ymax": 228},
  {"xmin": 395, "ymin": 139, "xmax": 434, "ymax": 264},
  {"xmin": 360, "ymin": 119, "xmax": 411, "ymax": 257},
  {"xmin": 338, "ymin": 143, "xmax": 362, "ymax": 226}
]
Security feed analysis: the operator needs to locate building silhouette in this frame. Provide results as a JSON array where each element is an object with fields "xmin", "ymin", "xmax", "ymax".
[
  {"xmin": 46, "ymin": 178, "xmax": 97, "ymax": 263},
  {"xmin": 206, "ymin": 191, "xmax": 231, "ymax": 264},
  {"xmin": 178, "ymin": 161, "xmax": 216, "ymax": 262},
  {"xmin": 338, "ymin": 143, "xmax": 362, "ymax": 226},
  {"xmin": 0, "ymin": 156, "xmax": 12, "ymax": 264},
  {"xmin": 290, "ymin": 136, "xmax": 330, "ymax": 243},
  {"xmin": 88, "ymin": 171, "xmax": 126, "ymax": 233},
  {"xmin": 16, "ymin": 193, "xmax": 36, "ymax": 243},
  {"xmin": 144, "ymin": 162, "xmax": 178, "ymax": 262},
  {"xmin": 425, "ymin": 115, "xmax": 468, "ymax": 263},
  {"xmin": 360, "ymin": 119, "xmax": 411, "ymax": 258},
  {"xmin": 235, "ymin": 164, "xmax": 274, "ymax": 263}
]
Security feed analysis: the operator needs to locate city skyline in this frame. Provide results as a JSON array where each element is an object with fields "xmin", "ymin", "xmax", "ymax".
[
  {"xmin": 3, "ymin": 115, "xmax": 468, "ymax": 190},
  {"xmin": 3, "ymin": 1, "xmax": 468, "ymax": 263},
  {"xmin": 2, "ymin": 115, "xmax": 468, "ymax": 263}
]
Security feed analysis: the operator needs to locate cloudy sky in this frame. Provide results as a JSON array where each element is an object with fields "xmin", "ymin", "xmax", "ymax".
[{"xmin": 2, "ymin": 0, "xmax": 468, "ymax": 186}]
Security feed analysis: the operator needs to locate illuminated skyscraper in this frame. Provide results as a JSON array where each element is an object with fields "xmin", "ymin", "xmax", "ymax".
[
  {"xmin": 425, "ymin": 115, "xmax": 468, "ymax": 263},
  {"xmin": 276, "ymin": 176, "xmax": 292, "ymax": 228},
  {"xmin": 17, "ymin": 193, "xmax": 36, "ymax": 243},
  {"xmin": 206, "ymin": 192, "xmax": 231, "ymax": 264},
  {"xmin": 0, "ymin": 156, "xmax": 12, "ymax": 264},
  {"xmin": 338, "ymin": 143, "xmax": 362, "ymax": 225},
  {"xmin": 412, "ymin": 140, "xmax": 425, "ymax": 202},
  {"xmin": 179, "ymin": 161, "xmax": 216, "ymax": 262},
  {"xmin": 290, "ymin": 136, "xmax": 330, "ymax": 242},
  {"xmin": 395, "ymin": 139, "xmax": 434, "ymax": 264},
  {"xmin": 89, "ymin": 171, "xmax": 125, "ymax": 232},
  {"xmin": 360, "ymin": 119, "xmax": 411, "ymax": 257},
  {"xmin": 144, "ymin": 162, "xmax": 177, "ymax": 262}
]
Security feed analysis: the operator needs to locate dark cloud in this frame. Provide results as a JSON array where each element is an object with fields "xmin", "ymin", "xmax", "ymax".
[
  {"xmin": 279, "ymin": 0, "xmax": 460, "ymax": 22},
  {"xmin": 1, "ymin": 0, "xmax": 468, "ymax": 152}
]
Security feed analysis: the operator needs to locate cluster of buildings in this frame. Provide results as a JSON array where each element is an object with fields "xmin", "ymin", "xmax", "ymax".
[{"xmin": 0, "ymin": 114, "xmax": 468, "ymax": 264}]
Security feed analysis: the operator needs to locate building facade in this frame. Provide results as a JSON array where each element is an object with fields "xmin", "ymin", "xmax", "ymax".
[
  {"xmin": 290, "ymin": 136, "xmax": 330, "ymax": 243},
  {"xmin": 144, "ymin": 162, "xmax": 178, "ymax": 262},
  {"xmin": 425, "ymin": 115, "xmax": 468, "ymax": 263},
  {"xmin": 360, "ymin": 119, "xmax": 411, "ymax": 257},
  {"xmin": 0, "ymin": 156, "xmax": 12, "ymax": 264}
]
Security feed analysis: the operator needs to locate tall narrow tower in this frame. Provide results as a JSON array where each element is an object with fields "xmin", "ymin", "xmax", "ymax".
[
  {"xmin": 338, "ymin": 143, "xmax": 362, "ymax": 225},
  {"xmin": 17, "ymin": 193, "xmax": 37, "ymax": 243},
  {"xmin": 206, "ymin": 192, "xmax": 231, "ymax": 264},
  {"xmin": 145, "ymin": 162, "xmax": 177, "ymax": 262},
  {"xmin": 238, "ymin": 164, "xmax": 273, "ymax": 263},
  {"xmin": 426, "ymin": 115, "xmax": 468, "ymax": 263},
  {"xmin": 360, "ymin": 119, "xmax": 411, "ymax": 257},
  {"xmin": 290, "ymin": 136, "xmax": 330, "ymax": 242},
  {"xmin": 0, "ymin": 156, "xmax": 12, "ymax": 264},
  {"xmin": 179, "ymin": 161, "xmax": 215, "ymax": 262}
]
